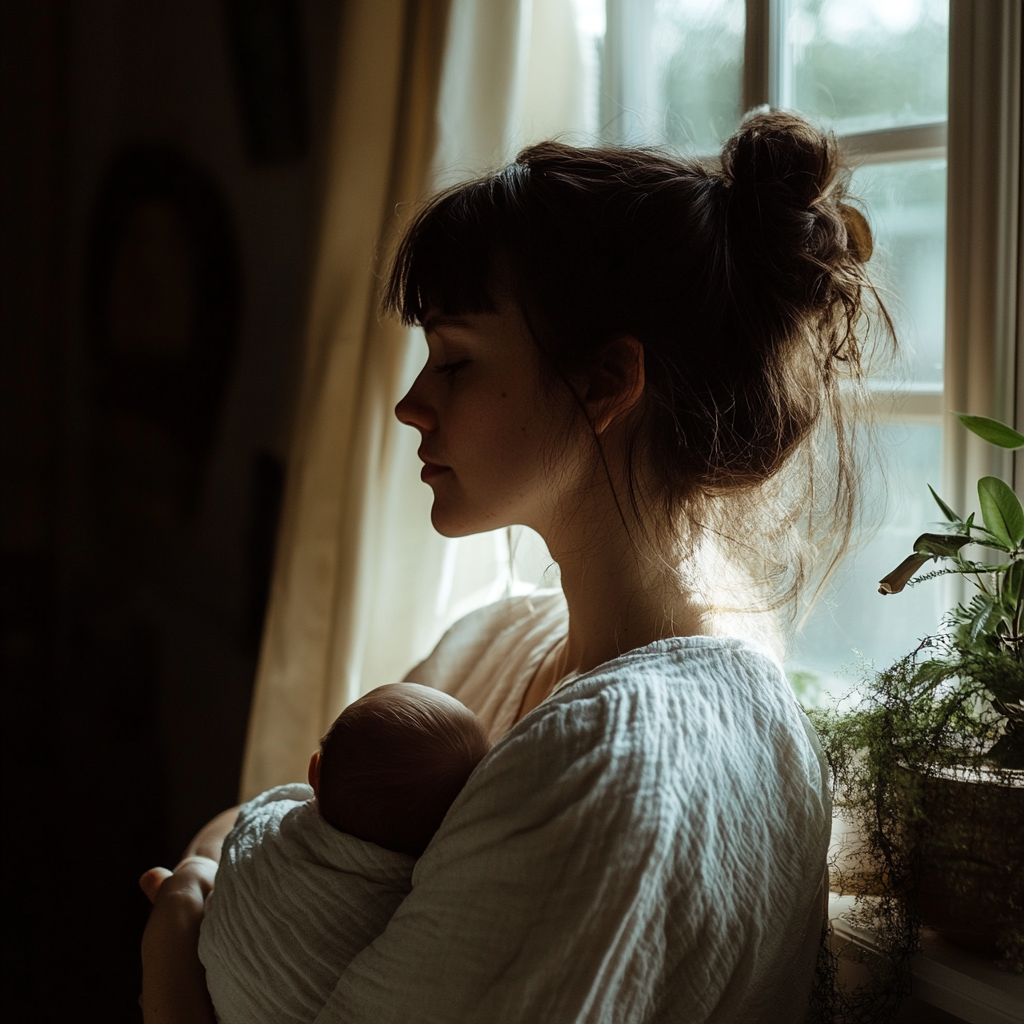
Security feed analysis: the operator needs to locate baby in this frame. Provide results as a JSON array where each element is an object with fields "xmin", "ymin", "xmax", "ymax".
[{"xmin": 198, "ymin": 683, "xmax": 490, "ymax": 1024}]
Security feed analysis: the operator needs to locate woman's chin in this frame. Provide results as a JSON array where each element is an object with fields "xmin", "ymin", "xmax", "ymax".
[
  {"xmin": 429, "ymin": 509, "xmax": 477, "ymax": 539},
  {"xmin": 429, "ymin": 501, "xmax": 495, "ymax": 539}
]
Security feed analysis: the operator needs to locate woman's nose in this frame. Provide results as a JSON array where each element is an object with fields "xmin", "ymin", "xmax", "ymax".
[{"xmin": 395, "ymin": 379, "xmax": 438, "ymax": 433}]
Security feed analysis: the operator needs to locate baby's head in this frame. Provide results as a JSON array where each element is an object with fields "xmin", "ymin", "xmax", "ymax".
[{"xmin": 308, "ymin": 683, "xmax": 490, "ymax": 857}]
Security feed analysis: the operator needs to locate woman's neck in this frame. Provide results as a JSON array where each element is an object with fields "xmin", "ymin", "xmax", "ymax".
[
  {"xmin": 516, "ymin": 514, "xmax": 710, "ymax": 722},
  {"xmin": 544, "ymin": 507, "xmax": 711, "ymax": 679}
]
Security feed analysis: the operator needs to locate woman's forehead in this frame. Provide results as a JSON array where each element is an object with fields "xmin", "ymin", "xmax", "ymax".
[{"xmin": 420, "ymin": 312, "xmax": 473, "ymax": 335}]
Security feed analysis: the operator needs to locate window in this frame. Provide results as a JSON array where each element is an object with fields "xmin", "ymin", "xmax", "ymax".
[{"xmin": 567, "ymin": 0, "xmax": 953, "ymax": 699}]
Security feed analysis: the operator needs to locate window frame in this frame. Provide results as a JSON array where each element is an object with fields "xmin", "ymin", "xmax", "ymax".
[{"xmin": 755, "ymin": 0, "xmax": 949, "ymax": 429}]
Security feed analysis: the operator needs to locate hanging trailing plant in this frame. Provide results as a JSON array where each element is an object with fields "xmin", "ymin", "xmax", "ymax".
[{"xmin": 808, "ymin": 413, "xmax": 1024, "ymax": 1023}]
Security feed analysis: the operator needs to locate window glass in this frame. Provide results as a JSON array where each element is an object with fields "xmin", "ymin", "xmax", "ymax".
[
  {"xmin": 570, "ymin": 0, "xmax": 607, "ymax": 136},
  {"xmin": 778, "ymin": 0, "xmax": 949, "ymax": 133},
  {"xmin": 850, "ymin": 159, "xmax": 947, "ymax": 388},
  {"xmin": 597, "ymin": 0, "xmax": 744, "ymax": 149},
  {"xmin": 653, "ymin": 0, "xmax": 745, "ymax": 151},
  {"xmin": 788, "ymin": 423, "xmax": 947, "ymax": 704}
]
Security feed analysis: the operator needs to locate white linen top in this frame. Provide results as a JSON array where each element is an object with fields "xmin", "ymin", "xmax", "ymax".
[{"xmin": 313, "ymin": 591, "xmax": 831, "ymax": 1024}]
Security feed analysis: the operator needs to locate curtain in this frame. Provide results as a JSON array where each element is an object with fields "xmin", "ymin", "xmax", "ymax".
[
  {"xmin": 943, "ymin": 0, "xmax": 1022, "ymax": 507},
  {"xmin": 241, "ymin": 0, "xmax": 588, "ymax": 799}
]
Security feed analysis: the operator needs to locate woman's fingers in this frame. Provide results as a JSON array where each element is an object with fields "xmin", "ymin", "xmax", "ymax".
[
  {"xmin": 165, "ymin": 856, "xmax": 220, "ymax": 900},
  {"xmin": 139, "ymin": 867, "xmax": 173, "ymax": 904},
  {"xmin": 139, "ymin": 857, "xmax": 217, "ymax": 907},
  {"xmin": 140, "ymin": 859, "xmax": 217, "ymax": 1024}
]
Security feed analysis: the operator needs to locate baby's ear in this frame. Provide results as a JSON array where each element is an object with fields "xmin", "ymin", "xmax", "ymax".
[{"xmin": 307, "ymin": 751, "xmax": 321, "ymax": 796}]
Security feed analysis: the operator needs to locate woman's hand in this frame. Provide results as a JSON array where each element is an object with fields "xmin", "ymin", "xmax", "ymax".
[
  {"xmin": 138, "ymin": 806, "xmax": 238, "ymax": 1024},
  {"xmin": 140, "ymin": 857, "xmax": 218, "ymax": 1024},
  {"xmin": 139, "ymin": 867, "xmax": 173, "ymax": 903}
]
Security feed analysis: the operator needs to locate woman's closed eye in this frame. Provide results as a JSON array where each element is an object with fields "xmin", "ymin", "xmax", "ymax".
[{"xmin": 433, "ymin": 359, "xmax": 470, "ymax": 377}]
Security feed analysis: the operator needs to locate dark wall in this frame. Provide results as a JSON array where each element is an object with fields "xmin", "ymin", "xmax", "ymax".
[{"xmin": 1, "ymin": 2, "xmax": 341, "ymax": 1019}]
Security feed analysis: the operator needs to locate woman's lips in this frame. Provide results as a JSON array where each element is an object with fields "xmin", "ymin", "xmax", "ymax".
[{"xmin": 420, "ymin": 461, "xmax": 451, "ymax": 482}]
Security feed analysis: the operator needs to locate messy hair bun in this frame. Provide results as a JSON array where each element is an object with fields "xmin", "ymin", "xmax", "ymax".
[
  {"xmin": 386, "ymin": 110, "xmax": 894, "ymax": 613},
  {"xmin": 721, "ymin": 110, "xmax": 875, "ymax": 364}
]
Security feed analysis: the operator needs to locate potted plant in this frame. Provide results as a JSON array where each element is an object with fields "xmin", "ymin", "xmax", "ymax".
[{"xmin": 808, "ymin": 413, "xmax": 1024, "ymax": 1019}]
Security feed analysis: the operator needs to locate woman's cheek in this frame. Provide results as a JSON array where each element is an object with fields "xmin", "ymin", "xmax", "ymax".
[{"xmin": 452, "ymin": 402, "xmax": 541, "ymax": 509}]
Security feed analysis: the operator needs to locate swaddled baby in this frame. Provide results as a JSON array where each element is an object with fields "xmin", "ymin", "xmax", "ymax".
[{"xmin": 199, "ymin": 683, "xmax": 490, "ymax": 1024}]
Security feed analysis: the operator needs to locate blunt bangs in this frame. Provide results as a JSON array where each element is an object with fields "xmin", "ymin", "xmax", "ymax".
[{"xmin": 384, "ymin": 173, "xmax": 525, "ymax": 325}]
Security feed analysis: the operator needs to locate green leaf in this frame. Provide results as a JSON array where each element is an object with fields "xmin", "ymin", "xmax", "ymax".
[
  {"xmin": 912, "ymin": 533, "xmax": 973, "ymax": 558},
  {"xmin": 954, "ymin": 413, "xmax": 1024, "ymax": 449},
  {"xmin": 969, "ymin": 594, "xmax": 999, "ymax": 641},
  {"xmin": 977, "ymin": 476, "xmax": 1024, "ymax": 548},
  {"xmin": 968, "ymin": 525, "xmax": 1007, "ymax": 548},
  {"xmin": 1004, "ymin": 559, "xmax": 1024, "ymax": 607},
  {"xmin": 927, "ymin": 485, "xmax": 961, "ymax": 523}
]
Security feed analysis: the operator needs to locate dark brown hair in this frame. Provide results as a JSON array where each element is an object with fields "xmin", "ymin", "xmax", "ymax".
[
  {"xmin": 317, "ymin": 683, "xmax": 490, "ymax": 857},
  {"xmin": 385, "ymin": 111, "xmax": 893, "ymax": 613}
]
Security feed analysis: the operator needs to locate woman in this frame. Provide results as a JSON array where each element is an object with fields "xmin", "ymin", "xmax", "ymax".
[{"xmin": 141, "ymin": 111, "xmax": 885, "ymax": 1023}]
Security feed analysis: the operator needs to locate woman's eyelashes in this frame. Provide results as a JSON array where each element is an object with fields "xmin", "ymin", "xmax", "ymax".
[{"xmin": 432, "ymin": 359, "xmax": 470, "ymax": 378}]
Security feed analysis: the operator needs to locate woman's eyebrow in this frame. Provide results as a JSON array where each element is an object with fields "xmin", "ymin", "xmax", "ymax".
[{"xmin": 421, "ymin": 314, "xmax": 472, "ymax": 335}]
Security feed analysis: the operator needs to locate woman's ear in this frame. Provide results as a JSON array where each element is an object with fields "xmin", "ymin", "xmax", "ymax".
[
  {"xmin": 584, "ymin": 335, "xmax": 645, "ymax": 435},
  {"xmin": 307, "ymin": 751, "xmax": 321, "ymax": 796}
]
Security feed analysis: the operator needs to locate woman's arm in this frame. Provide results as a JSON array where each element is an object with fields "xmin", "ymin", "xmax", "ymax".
[
  {"xmin": 183, "ymin": 805, "xmax": 240, "ymax": 860},
  {"xmin": 139, "ymin": 806, "xmax": 239, "ymax": 1024}
]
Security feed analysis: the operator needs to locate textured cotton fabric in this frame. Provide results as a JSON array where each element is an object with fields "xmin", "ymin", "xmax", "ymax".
[
  {"xmin": 409, "ymin": 590, "xmax": 572, "ymax": 742},
  {"xmin": 199, "ymin": 784, "xmax": 414, "ymax": 1024},
  {"xmin": 313, "ymin": 594, "xmax": 831, "ymax": 1024}
]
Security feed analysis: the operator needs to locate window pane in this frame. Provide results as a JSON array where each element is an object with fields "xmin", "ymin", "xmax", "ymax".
[
  {"xmin": 788, "ymin": 424, "xmax": 947, "ymax": 705},
  {"xmin": 851, "ymin": 159, "xmax": 946, "ymax": 388},
  {"xmin": 653, "ymin": 0, "xmax": 745, "ymax": 151},
  {"xmin": 604, "ymin": 0, "xmax": 745, "ymax": 151},
  {"xmin": 778, "ymin": 0, "xmax": 948, "ymax": 133},
  {"xmin": 570, "ymin": 0, "xmax": 607, "ymax": 136}
]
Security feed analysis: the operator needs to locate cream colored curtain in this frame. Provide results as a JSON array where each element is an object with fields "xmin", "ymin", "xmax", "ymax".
[
  {"xmin": 241, "ymin": 0, "xmax": 588, "ymax": 799},
  {"xmin": 943, "ymin": 0, "xmax": 1022, "ymax": 507}
]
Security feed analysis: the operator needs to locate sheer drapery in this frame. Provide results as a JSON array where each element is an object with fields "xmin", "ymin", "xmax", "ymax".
[{"xmin": 241, "ymin": 0, "xmax": 587, "ymax": 798}]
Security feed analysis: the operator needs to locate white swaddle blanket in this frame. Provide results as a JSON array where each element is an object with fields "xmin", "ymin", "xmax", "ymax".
[{"xmin": 199, "ymin": 784, "xmax": 414, "ymax": 1024}]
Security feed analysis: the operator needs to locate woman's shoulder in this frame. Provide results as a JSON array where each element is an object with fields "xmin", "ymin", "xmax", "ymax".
[
  {"xmin": 541, "ymin": 634, "xmax": 795, "ymax": 731},
  {"xmin": 425, "ymin": 634, "xmax": 826, "ymax": 893},
  {"xmin": 497, "ymin": 635, "xmax": 823, "ymax": 807}
]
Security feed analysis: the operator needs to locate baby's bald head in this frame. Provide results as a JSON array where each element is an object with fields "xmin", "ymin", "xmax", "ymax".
[{"xmin": 312, "ymin": 683, "xmax": 490, "ymax": 857}]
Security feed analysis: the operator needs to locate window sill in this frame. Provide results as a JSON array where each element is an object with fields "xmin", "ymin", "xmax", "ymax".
[{"xmin": 828, "ymin": 893, "xmax": 1024, "ymax": 1023}]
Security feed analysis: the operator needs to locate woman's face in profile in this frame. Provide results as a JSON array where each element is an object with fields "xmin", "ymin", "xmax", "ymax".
[{"xmin": 395, "ymin": 296, "xmax": 577, "ymax": 538}]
